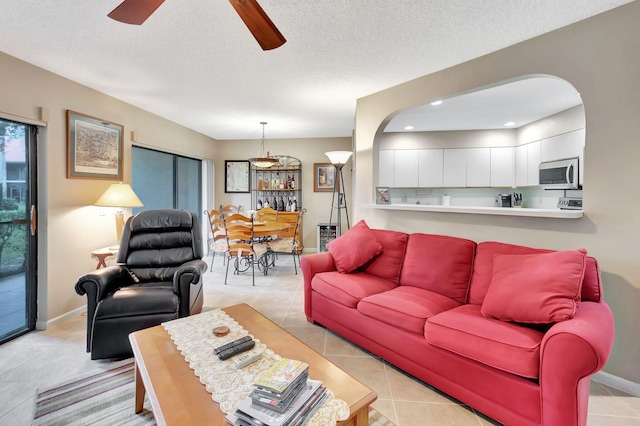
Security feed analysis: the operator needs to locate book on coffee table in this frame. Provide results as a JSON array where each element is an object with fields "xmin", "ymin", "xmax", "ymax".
[
  {"xmin": 231, "ymin": 379, "xmax": 326, "ymax": 426},
  {"xmin": 254, "ymin": 358, "xmax": 309, "ymax": 396}
]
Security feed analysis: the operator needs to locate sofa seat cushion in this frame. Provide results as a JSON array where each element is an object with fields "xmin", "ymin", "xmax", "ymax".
[
  {"xmin": 426, "ymin": 304, "xmax": 545, "ymax": 379},
  {"xmin": 311, "ymin": 271, "xmax": 397, "ymax": 308},
  {"xmin": 358, "ymin": 286, "xmax": 461, "ymax": 335},
  {"xmin": 399, "ymin": 233, "xmax": 476, "ymax": 303}
]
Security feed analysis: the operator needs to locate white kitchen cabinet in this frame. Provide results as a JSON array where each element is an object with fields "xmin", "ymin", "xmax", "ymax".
[
  {"xmin": 466, "ymin": 148, "xmax": 491, "ymax": 187},
  {"xmin": 556, "ymin": 129, "xmax": 585, "ymax": 160},
  {"xmin": 418, "ymin": 149, "xmax": 444, "ymax": 187},
  {"xmin": 527, "ymin": 141, "xmax": 541, "ymax": 186},
  {"xmin": 393, "ymin": 149, "xmax": 420, "ymax": 187},
  {"xmin": 378, "ymin": 150, "xmax": 394, "ymax": 187},
  {"xmin": 540, "ymin": 137, "xmax": 558, "ymax": 162},
  {"xmin": 443, "ymin": 149, "xmax": 467, "ymax": 187},
  {"xmin": 515, "ymin": 145, "xmax": 528, "ymax": 187},
  {"xmin": 490, "ymin": 147, "xmax": 515, "ymax": 187}
]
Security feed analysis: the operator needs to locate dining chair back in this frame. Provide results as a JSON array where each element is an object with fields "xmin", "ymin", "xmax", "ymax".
[
  {"xmin": 257, "ymin": 206, "xmax": 278, "ymax": 222},
  {"xmin": 204, "ymin": 209, "xmax": 227, "ymax": 270},
  {"xmin": 267, "ymin": 208, "xmax": 306, "ymax": 274},
  {"xmin": 223, "ymin": 213, "xmax": 258, "ymax": 285},
  {"xmin": 220, "ymin": 204, "xmax": 240, "ymax": 218}
]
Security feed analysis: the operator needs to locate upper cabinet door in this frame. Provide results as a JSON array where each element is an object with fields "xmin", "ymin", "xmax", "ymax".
[
  {"xmin": 490, "ymin": 147, "xmax": 514, "ymax": 187},
  {"xmin": 515, "ymin": 145, "xmax": 528, "ymax": 187},
  {"xmin": 466, "ymin": 148, "xmax": 491, "ymax": 187},
  {"xmin": 527, "ymin": 141, "xmax": 541, "ymax": 186},
  {"xmin": 378, "ymin": 150, "xmax": 394, "ymax": 187},
  {"xmin": 418, "ymin": 149, "xmax": 444, "ymax": 187},
  {"xmin": 393, "ymin": 149, "xmax": 420, "ymax": 187},
  {"xmin": 443, "ymin": 149, "xmax": 467, "ymax": 187}
]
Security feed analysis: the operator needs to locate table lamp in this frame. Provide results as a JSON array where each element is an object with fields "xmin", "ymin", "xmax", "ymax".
[{"xmin": 94, "ymin": 182, "xmax": 143, "ymax": 245}]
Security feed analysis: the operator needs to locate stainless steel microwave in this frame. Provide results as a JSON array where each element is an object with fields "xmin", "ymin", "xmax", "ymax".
[{"xmin": 539, "ymin": 157, "xmax": 580, "ymax": 190}]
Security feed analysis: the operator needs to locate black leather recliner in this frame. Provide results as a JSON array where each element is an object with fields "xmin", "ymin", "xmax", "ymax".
[{"xmin": 75, "ymin": 209, "xmax": 207, "ymax": 360}]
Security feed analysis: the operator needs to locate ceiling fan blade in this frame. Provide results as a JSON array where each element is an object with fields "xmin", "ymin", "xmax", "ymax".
[
  {"xmin": 108, "ymin": 0, "xmax": 165, "ymax": 25},
  {"xmin": 229, "ymin": 0, "xmax": 286, "ymax": 51}
]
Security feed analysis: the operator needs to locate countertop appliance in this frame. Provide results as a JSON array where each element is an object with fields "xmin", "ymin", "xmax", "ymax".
[
  {"xmin": 496, "ymin": 194, "xmax": 512, "ymax": 207},
  {"xmin": 539, "ymin": 157, "xmax": 580, "ymax": 190},
  {"xmin": 558, "ymin": 197, "xmax": 583, "ymax": 210}
]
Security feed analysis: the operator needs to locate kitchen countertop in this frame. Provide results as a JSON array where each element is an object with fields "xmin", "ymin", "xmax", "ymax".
[{"xmin": 362, "ymin": 203, "xmax": 583, "ymax": 219}]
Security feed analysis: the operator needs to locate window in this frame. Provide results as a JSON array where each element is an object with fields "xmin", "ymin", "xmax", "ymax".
[{"xmin": 131, "ymin": 146, "xmax": 202, "ymax": 215}]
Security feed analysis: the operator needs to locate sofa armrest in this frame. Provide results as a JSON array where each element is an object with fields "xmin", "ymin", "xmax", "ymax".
[
  {"xmin": 539, "ymin": 301, "xmax": 615, "ymax": 426},
  {"xmin": 300, "ymin": 252, "xmax": 336, "ymax": 321}
]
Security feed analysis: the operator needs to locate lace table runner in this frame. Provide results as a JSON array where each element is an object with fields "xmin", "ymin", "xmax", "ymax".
[{"xmin": 162, "ymin": 309, "xmax": 350, "ymax": 425}]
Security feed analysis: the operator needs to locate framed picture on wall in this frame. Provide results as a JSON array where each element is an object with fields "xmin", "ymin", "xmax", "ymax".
[
  {"xmin": 66, "ymin": 110, "xmax": 123, "ymax": 180},
  {"xmin": 314, "ymin": 163, "xmax": 337, "ymax": 192},
  {"xmin": 225, "ymin": 160, "xmax": 250, "ymax": 193},
  {"xmin": 376, "ymin": 187, "xmax": 391, "ymax": 204}
]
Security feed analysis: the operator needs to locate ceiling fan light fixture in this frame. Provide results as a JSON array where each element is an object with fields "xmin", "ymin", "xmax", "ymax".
[{"xmin": 249, "ymin": 122, "xmax": 279, "ymax": 168}]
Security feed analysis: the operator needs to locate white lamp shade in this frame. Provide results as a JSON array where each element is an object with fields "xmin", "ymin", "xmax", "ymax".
[
  {"xmin": 94, "ymin": 183, "xmax": 143, "ymax": 207},
  {"xmin": 325, "ymin": 151, "xmax": 353, "ymax": 165}
]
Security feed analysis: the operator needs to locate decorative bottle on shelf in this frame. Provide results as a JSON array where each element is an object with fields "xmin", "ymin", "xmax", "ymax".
[
  {"xmin": 273, "ymin": 196, "xmax": 278, "ymax": 210},
  {"xmin": 279, "ymin": 173, "xmax": 285, "ymax": 189},
  {"xmin": 286, "ymin": 197, "xmax": 292, "ymax": 212},
  {"xmin": 256, "ymin": 198, "xmax": 263, "ymax": 210},
  {"xmin": 278, "ymin": 196, "xmax": 285, "ymax": 211},
  {"xmin": 264, "ymin": 198, "xmax": 270, "ymax": 208},
  {"xmin": 292, "ymin": 196, "xmax": 297, "ymax": 212},
  {"xmin": 290, "ymin": 175, "xmax": 295, "ymax": 190}
]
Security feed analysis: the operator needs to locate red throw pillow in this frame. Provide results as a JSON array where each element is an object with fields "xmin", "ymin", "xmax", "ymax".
[
  {"xmin": 481, "ymin": 249, "xmax": 587, "ymax": 323},
  {"xmin": 327, "ymin": 220, "xmax": 383, "ymax": 273}
]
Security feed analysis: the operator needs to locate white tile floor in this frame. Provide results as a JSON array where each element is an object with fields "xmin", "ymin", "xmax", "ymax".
[{"xmin": 1, "ymin": 254, "xmax": 639, "ymax": 425}]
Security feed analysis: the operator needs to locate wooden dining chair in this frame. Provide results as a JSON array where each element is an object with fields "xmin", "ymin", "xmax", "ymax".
[
  {"xmin": 267, "ymin": 208, "xmax": 306, "ymax": 274},
  {"xmin": 204, "ymin": 209, "xmax": 227, "ymax": 271},
  {"xmin": 222, "ymin": 213, "xmax": 269, "ymax": 285}
]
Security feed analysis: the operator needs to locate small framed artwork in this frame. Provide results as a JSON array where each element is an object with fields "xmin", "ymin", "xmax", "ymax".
[
  {"xmin": 225, "ymin": 160, "xmax": 250, "ymax": 193},
  {"xmin": 376, "ymin": 187, "xmax": 391, "ymax": 204},
  {"xmin": 314, "ymin": 163, "xmax": 337, "ymax": 192},
  {"xmin": 67, "ymin": 110, "xmax": 123, "ymax": 180}
]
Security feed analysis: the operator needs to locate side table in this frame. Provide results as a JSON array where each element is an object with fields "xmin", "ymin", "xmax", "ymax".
[{"xmin": 91, "ymin": 246, "xmax": 119, "ymax": 269}]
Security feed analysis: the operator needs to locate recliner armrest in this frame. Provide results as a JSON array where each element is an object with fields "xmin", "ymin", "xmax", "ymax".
[
  {"xmin": 74, "ymin": 265, "xmax": 133, "ymax": 302},
  {"xmin": 172, "ymin": 259, "xmax": 208, "ymax": 294}
]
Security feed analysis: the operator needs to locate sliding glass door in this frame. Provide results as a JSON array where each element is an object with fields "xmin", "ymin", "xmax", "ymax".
[
  {"xmin": 131, "ymin": 146, "xmax": 202, "ymax": 215},
  {"xmin": 0, "ymin": 118, "xmax": 37, "ymax": 344}
]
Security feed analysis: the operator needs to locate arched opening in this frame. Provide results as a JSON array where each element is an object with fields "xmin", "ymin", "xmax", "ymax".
[{"xmin": 373, "ymin": 75, "xmax": 585, "ymax": 210}]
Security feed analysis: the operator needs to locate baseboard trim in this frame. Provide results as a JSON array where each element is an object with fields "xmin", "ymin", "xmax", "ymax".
[
  {"xmin": 36, "ymin": 305, "xmax": 86, "ymax": 330},
  {"xmin": 592, "ymin": 370, "xmax": 640, "ymax": 397}
]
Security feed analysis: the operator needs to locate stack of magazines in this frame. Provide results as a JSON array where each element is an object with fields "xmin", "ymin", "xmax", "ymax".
[{"xmin": 227, "ymin": 358, "xmax": 329, "ymax": 426}]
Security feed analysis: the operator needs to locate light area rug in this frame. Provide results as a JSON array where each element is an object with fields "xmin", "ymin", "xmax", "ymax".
[{"xmin": 33, "ymin": 360, "xmax": 395, "ymax": 426}]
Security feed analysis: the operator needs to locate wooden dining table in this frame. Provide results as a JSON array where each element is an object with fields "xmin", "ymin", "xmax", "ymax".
[{"xmin": 228, "ymin": 220, "xmax": 292, "ymax": 275}]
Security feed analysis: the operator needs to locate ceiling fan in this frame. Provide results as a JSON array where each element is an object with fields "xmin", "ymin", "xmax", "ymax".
[{"xmin": 107, "ymin": 0, "xmax": 286, "ymax": 51}]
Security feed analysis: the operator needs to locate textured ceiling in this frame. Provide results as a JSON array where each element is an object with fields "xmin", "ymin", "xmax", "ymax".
[{"xmin": 0, "ymin": 1, "xmax": 633, "ymax": 140}]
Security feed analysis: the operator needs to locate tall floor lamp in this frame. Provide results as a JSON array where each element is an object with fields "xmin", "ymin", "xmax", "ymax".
[{"xmin": 326, "ymin": 151, "xmax": 352, "ymax": 236}]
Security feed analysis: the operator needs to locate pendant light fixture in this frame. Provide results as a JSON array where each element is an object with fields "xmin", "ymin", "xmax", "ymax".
[{"xmin": 249, "ymin": 121, "xmax": 279, "ymax": 168}]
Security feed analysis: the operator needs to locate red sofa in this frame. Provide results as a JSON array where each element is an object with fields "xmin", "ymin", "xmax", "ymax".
[{"xmin": 301, "ymin": 221, "xmax": 614, "ymax": 426}]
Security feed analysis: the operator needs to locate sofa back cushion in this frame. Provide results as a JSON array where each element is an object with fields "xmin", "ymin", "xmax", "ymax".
[
  {"xmin": 469, "ymin": 241, "xmax": 602, "ymax": 305},
  {"xmin": 361, "ymin": 229, "xmax": 409, "ymax": 285},
  {"xmin": 399, "ymin": 234, "xmax": 476, "ymax": 303}
]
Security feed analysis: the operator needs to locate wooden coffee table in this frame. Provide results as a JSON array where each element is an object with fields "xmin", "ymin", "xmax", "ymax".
[{"xmin": 129, "ymin": 303, "xmax": 377, "ymax": 426}]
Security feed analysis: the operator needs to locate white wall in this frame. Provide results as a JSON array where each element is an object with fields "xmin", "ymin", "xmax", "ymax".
[{"xmin": 353, "ymin": 3, "xmax": 640, "ymax": 383}]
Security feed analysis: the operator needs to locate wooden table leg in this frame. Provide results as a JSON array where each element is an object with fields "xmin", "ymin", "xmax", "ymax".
[
  {"xmin": 353, "ymin": 407, "xmax": 369, "ymax": 426},
  {"xmin": 134, "ymin": 361, "xmax": 146, "ymax": 413}
]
